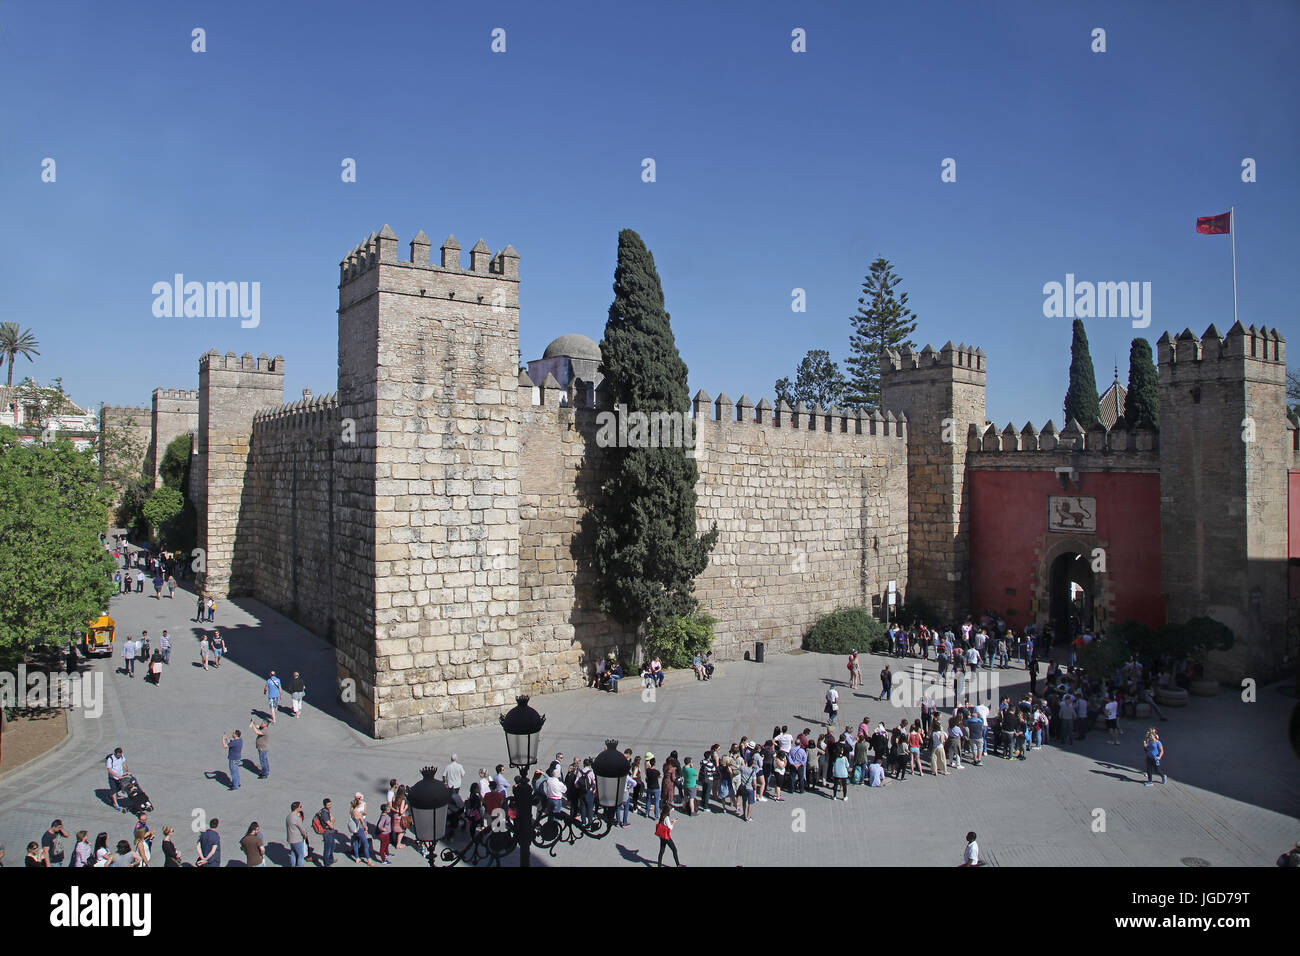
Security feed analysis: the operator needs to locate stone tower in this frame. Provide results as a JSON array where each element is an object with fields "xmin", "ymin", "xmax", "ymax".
[
  {"xmin": 336, "ymin": 225, "xmax": 522, "ymax": 736},
  {"xmin": 149, "ymin": 387, "xmax": 199, "ymax": 487},
  {"xmin": 194, "ymin": 351, "xmax": 286, "ymax": 597},
  {"xmin": 1157, "ymin": 322, "xmax": 1288, "ymax": 680},
  {"xmin": 879, "ymin": 342, "xmax": 987, "ymax": 623}
]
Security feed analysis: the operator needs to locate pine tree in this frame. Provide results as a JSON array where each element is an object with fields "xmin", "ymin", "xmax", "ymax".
[
  {"xmin": 843, "ymin": 258, "xmax": 918, "ymax": 409},
  {"xmin": 1123, "ymin": 338, "xmax": 1159, "ymax": 429},
  {"xmin": 593, "ymin": 230, "xmax": 719, "ymax": 644},
  {"xmin": 1063, "ymin": 319, "xmax": 1101, "ymax": 428},
  {"xmin": 774, "ymin": 349, "xmax": 848, "ymax": 409}
]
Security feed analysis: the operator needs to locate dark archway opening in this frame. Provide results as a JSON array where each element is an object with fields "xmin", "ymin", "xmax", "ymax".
[{"xmin": 1049, "ymin": 552, "xmax": 1094, "ymax": 645}]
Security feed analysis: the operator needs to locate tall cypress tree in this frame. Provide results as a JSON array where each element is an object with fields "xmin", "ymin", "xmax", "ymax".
[
  {"xmin": 843, "ymin": 257, "xmax": 918, "ymax": 410},
  {"xmin": 1063, "ymin": 319, "xmax": 1101, "ymax": 428},
  {"xmin": 1123, "ymin": 337, "xmax": 1159, "ymax": 429},
  {"xmin": 594, "ymin": 230, "xmax": 718, "ymax": 643}
]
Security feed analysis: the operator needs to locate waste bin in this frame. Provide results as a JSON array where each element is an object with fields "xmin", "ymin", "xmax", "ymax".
[{"xmin": 755, "ymin": 641, "xmax": 765, "ymax": 663}]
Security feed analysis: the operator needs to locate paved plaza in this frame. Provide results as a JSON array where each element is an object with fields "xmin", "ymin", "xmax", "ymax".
[{"xmin": 1, "ymin": 581, "xmax": 1297, "ymax": 867}]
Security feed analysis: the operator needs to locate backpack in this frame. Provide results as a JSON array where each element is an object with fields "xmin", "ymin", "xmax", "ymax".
[{"xmin": 312, "ymin": 810, "xmax": 327, "ymax": 834}]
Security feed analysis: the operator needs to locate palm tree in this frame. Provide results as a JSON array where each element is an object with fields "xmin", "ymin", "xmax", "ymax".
[{"xmin": 0, "ymin": 323, "xmax": 40, "ymax": 386}]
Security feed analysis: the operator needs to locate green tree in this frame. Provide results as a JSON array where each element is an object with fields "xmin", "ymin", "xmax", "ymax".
[
  {"xmin": 0, "ymin": 323, "xmax": 40, "ymax": 387},
  {"xmin": 775, "ymin": 349, "xmax": 848, "ymax": 409},
  {"xmin": 843, "ymin": 257, "xmax": 918, "ymax": 410},
  {"xmin": 594, "ymin": 229, "xmax": 719, "ymax": 650},
  {"xmin": 1123, "ymin": 338, "xmax": 1159, "ymax": 429},
  {"xmin": 1063, "ymin": 319, "xmax": 1101, "ymax": 428},
  {"xmin": 159, "ymin": 433, "xmax": 192, "ymax": 491},
  {"xmin": 0, "ymin": 426, "xmax": 115, "ymax": 661},
  {"xmin": 142, "ymin": 485, "xmax": 184, "ymax": 530}
]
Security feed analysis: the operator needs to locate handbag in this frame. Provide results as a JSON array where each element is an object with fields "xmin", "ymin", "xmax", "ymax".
[{"xmin": 654, "ymin": 822, "xmax": 671, "ymax": 840}]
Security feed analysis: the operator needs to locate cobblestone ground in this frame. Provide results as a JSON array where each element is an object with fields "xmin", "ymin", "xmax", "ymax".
[{"xmin": 1, "ymin": 581, "xmax": 1296, "ymax": 867}]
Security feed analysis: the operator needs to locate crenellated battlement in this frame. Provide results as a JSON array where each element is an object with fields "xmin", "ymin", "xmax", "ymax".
[
  {"xmin": 881, "ymin": 341, "xmax": 986, "ymax": 374},
  {"xmin": 100, "ymin": 403, "xmax": 151, "ymax": 421},
  {"xmin": 252, "ymin": 392, "xmax": 340, "ymax": 430},
  {"xmin": 339, "ymin": 223, "xmax": 519, "ymax": 285},
  {"xmin": 199, "ymin": 349, "xmax": 285, "ymax": 374},
  {"xmin": 514, "ymin": 375, "xmax": 908, "ymax": 440},
  {"xmin": 967, "ymin": 418, "xmax": 1158, "ymax": 456},
  {"xmin": 152, "ymin": 387, "xmax": 199, "ymax": 401},
  {"xmin": 1156, "ymin": 321, "xmax": 1286, "ymax": 369}
]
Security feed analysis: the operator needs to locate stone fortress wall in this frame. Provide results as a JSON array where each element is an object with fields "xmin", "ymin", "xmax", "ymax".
[
  {"xmin": 173, "ymin": 226, "xmax": 919, "ymax": 736},
  {"xmin": 129, "ymin": 224, "xmax": 1294, "ymax": 736}
]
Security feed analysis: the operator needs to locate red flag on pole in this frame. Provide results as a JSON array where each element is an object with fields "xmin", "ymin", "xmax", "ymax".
[{"xmin": 1196, "ymin": 211, "xmax": 1231, "ymax": 234}]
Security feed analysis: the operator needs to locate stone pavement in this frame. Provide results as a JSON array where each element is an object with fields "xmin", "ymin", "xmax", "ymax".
[{"xmin": 1, "ymin": 579, "xmax": 1297, "ymax": 867}]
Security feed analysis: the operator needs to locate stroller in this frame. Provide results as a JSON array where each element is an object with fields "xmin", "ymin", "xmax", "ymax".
[{"xmin": 118, "ymin": 774, "xmax": 154, "ymax": 813}]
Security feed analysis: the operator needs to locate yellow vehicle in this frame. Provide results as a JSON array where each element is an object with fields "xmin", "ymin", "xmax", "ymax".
[{"xmin": 82, "ymin": 616, "xmax": 116, "ymax": 656}]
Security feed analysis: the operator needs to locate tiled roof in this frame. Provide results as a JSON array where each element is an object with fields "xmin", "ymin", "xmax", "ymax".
[{"xmin": 1099, "ymin": 381, "xmax": 1126, "ymax": 429}]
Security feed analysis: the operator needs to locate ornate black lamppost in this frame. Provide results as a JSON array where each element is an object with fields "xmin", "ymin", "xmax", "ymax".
[
  {"xmin": 407, "ymin": 695, "xmax": 621, "ymax": 866},
  {"xmin": 499, "ymin": 694, "xmax": 546, "ymax": 868}
]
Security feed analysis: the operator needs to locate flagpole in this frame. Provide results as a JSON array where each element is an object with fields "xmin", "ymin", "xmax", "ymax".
[{"xmin": 1231, "ymin": 204, "xmax": 1238, "ymax": 326}]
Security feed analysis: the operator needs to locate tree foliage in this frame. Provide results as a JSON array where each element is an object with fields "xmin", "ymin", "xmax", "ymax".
[
  {"xmin": 593, "ymin": 229, "xmax": 719, "ymax": 634},
  {"xmin": 12, "ymin": 376, "xmax": 70, "ymax": 431},
  {"xmin": 0, "ymin": 322, "xmax": 40, "ymax": 387},
  {"xmin": 775, "ymin": 349, "xmax": 847, "ymax": 410},
  {"xmin": 142, "ymin": 485, "xmax": 184, "ymax": 529},
  {"xmin": 0, "ymin": 426, "xmax": 115, "ymax": 659},
  {"xmin": 645, "ymin": 613, "xmax": 717, "ymax": 668},
  {"xmin": 1123, "ymin": 338, "xmax": 1159, "ymax": 429},
  {"xmin": 843, "ymin": 258, "xmax": 918, "ymax": 410},
  {"xmin": 159, "ymin": 432, "xmax": 192, "ymax": 491},
  {"xmin": 1063, "ymin": 319, "xmax": 1101, "ymax": 429}
]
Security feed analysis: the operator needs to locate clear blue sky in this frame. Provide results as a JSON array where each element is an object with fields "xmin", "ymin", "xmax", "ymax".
[{"xmin": 2, "ymin": 0, "xmax": 1296, "ymax": 427}]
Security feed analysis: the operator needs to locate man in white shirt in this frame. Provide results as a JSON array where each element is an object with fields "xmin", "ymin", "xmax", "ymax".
[
  {"xmin": 1104, "ymin": 695, "xmax": 1120, "ymax": 745},
  {"xmin": 442, "ymin": 755, "xmax": 466, "ymax": 806},
  {"xmin": 961, "ymin": 831, "xmax": 979, "ymax": 866},
  {"xmin": 542, "ymin": 768, "xmax": 566, "ymax": 815},
  {"xmin": 776, "ymin": 728, "xmax": 793, "ymax": 753}
]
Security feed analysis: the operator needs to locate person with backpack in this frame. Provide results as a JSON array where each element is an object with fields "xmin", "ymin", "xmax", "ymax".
[
  {"xmin": 737, "ymin": 759, "xmax": 757, "ymax": 822},
  {"xmin": 655, "ymin": 807, "xmax": 682, "ymax": 866},
  {"xmin": 314, "ymin": 799, "xmax": 336, "ymax": 867},
  {"xmin": 265, "ymin": 671, "xmax": 282, "ymax": 722},
  {"xmin": 825, "ymin": 685, "xmax": 839, "ymax": 725}
]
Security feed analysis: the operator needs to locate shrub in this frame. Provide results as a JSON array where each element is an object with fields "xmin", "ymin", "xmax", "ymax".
[
  {"xmin": 646, "ymin": 613, "xmax": 717, "ymax": 669},
  {"xmin": 803, "ymin": 607, "xmax": 887, "ymax": 655}
]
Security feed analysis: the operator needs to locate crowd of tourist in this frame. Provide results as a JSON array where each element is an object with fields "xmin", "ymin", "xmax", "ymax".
[{"xmin": 12, "ymin": 583, "xmax": 1194, "ymax": 868}]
